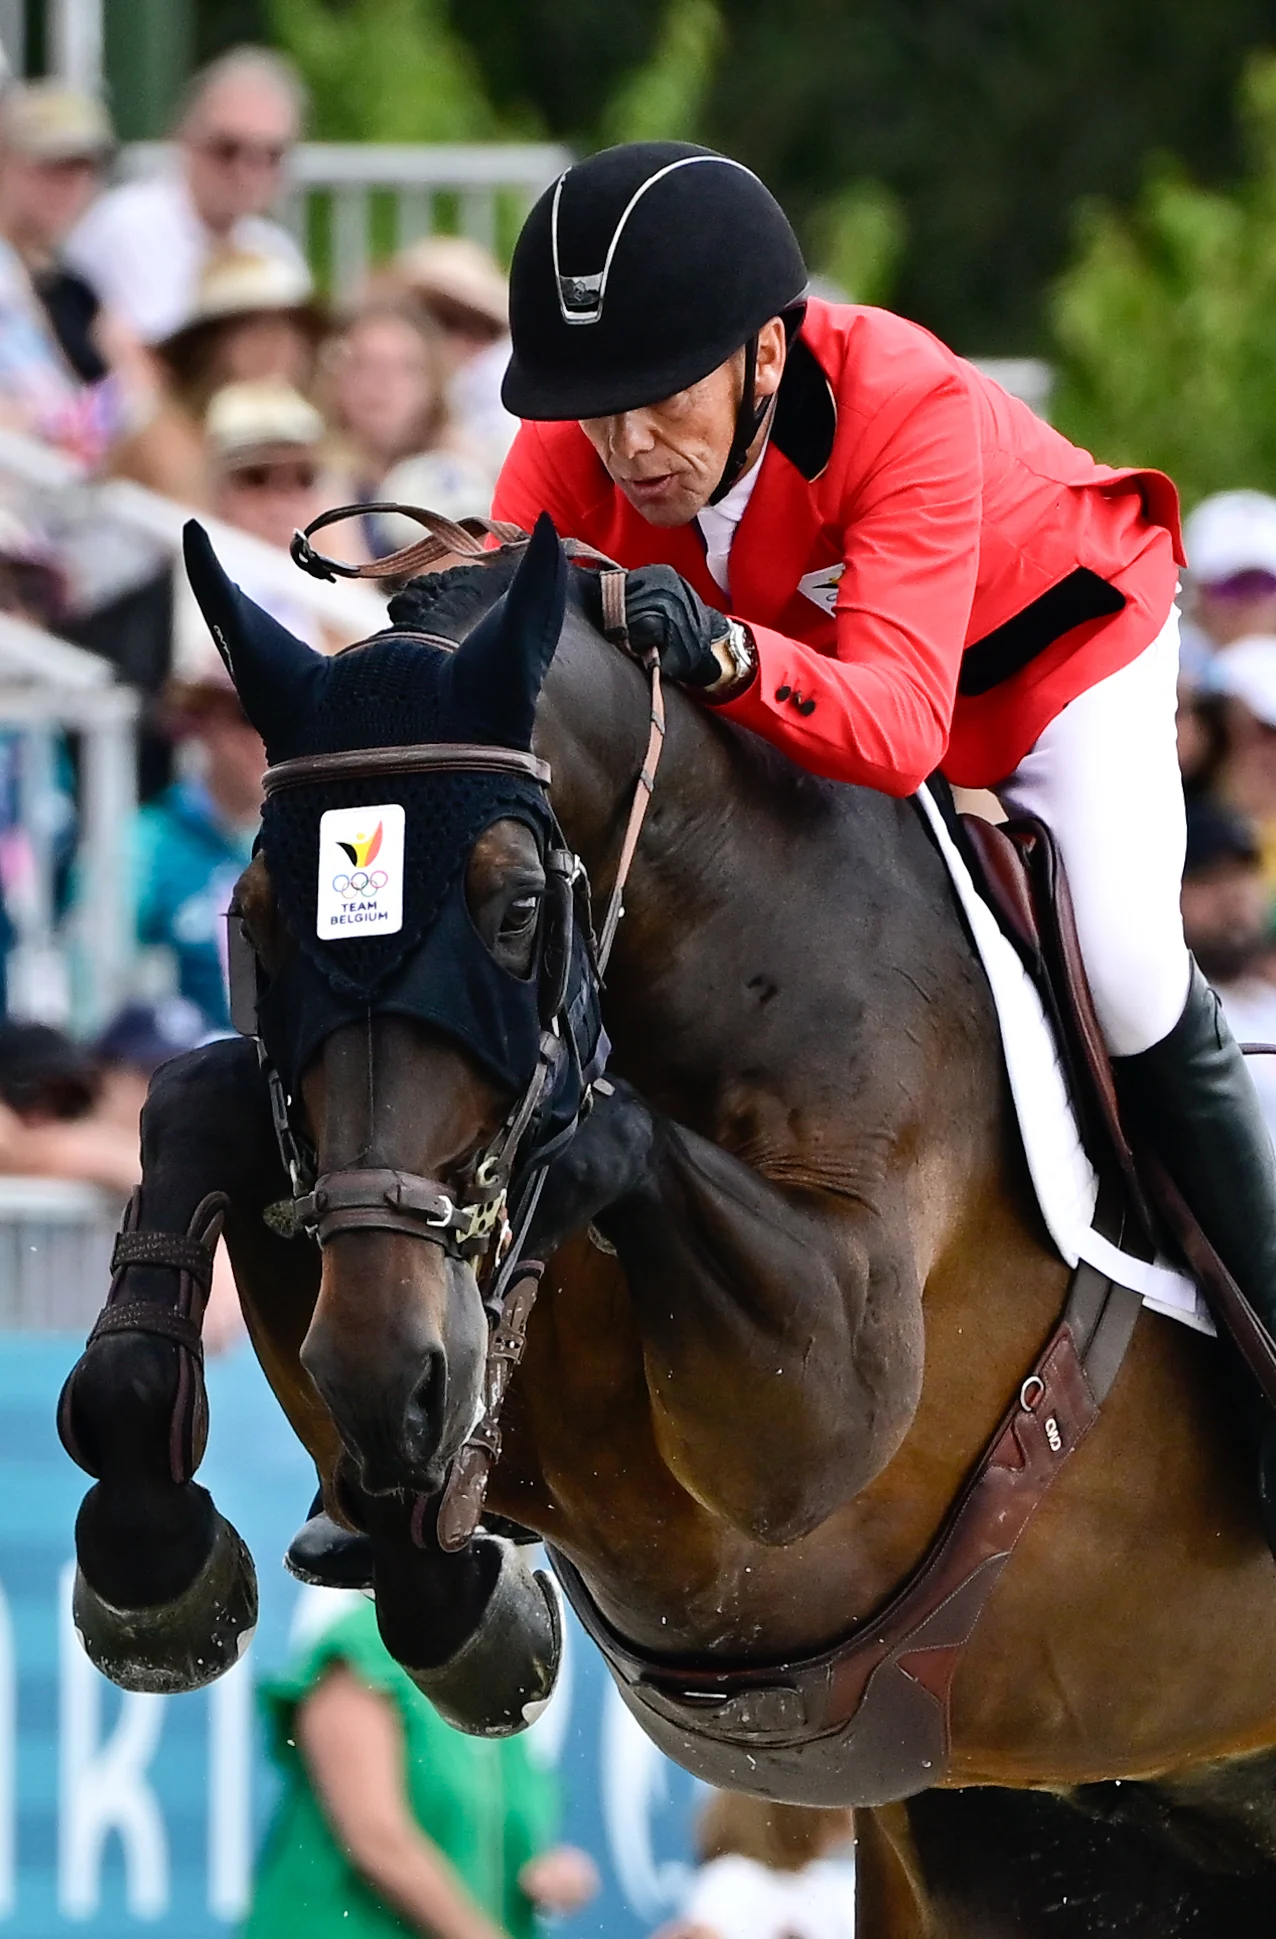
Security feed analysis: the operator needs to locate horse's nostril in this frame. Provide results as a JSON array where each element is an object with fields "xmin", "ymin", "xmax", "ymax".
[{"xmin": 402, "ymin": 1352, "xmax": 445, "ymax": 1450}]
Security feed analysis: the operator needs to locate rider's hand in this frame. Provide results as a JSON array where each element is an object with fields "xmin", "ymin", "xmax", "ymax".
[{"xmin": 623, "ymin": 565, "xmax": 729, "ymax": 686}]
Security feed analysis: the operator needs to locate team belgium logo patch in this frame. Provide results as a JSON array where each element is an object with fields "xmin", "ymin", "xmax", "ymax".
[
  {"xmin": 316, "ymin": 804, "xmax": 405, "ymax": 939},
  {"xmin": 797, "ymin": 562, "xmax": 845, "ymax": 616}
]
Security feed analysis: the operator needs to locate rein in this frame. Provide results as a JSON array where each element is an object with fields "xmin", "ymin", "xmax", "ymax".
[{"xmin": 249, "ymin": 504, "xmax": 666, "ymax": 1543}]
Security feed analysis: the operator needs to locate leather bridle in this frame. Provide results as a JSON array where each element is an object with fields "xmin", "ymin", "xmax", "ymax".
[{"xmin": 245, "ymin": 501, "xmax": 666, "ymax": 1309}]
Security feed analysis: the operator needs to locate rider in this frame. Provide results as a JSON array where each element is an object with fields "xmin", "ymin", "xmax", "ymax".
[{"xmin": 491, "ymin": 141, "xmax": 1276, "ymax": 1514}]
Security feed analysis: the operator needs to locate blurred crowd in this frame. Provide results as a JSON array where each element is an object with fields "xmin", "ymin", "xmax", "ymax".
[
  {"xmin": 2, "ymin": 41, "xmax": 1276, "ymax": 1213},
  {"xmin": 1175, "ymin": 488, "xmax": 1276, "ymax": 1139},
  {"xmin": 0, "ymin": 45, "xmax": 520, "ymax": 1211}
]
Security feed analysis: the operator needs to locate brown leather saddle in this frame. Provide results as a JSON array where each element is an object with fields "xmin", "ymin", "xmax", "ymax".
[
  {"xmin": 962, "ymin": 801, "xmax": 1276, "ymax": 1411},
  {"xmin": 549, "ymin": 797, "xmax": 1276, "ymax": 1809}
]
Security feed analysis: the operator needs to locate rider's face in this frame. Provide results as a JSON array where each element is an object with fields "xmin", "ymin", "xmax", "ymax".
[{"xmin": 578, "ymin": 316, "xmax": 787, "ymax": 527}]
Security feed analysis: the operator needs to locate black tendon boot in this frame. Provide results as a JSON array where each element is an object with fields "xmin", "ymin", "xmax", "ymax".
[{"xmin": 1116, "ymin": 960, "xmax": 1276, "ymax": 1552}]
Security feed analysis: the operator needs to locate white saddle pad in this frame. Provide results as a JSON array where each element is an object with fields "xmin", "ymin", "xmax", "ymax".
[{"xmin": 916, "ymin": 787, "xmax": 1213, "ymax": 1335}]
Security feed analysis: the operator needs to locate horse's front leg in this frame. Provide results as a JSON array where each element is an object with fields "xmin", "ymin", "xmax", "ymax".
[
  {"xmin": 57, "ymin": 1037, "xmax": 307, "ymax": 1693},
  {"xmin": 530, "ymin": 1080, "xmax": 922, "ymax": 1543},
  {"xmin": 337, "ymin": 1483, "xmax": 561, "ymax": 1737}
]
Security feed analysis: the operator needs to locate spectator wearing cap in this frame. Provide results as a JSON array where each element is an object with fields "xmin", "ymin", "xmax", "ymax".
[
  {"xmin": 1209, "ymin": 635, "xmax": 1276, "ymax": 901},
  {"xmin": 65, "ymin": 46, "xmax": 307, "ymax": 349},
  {"xmin": 1181, "ymin": 798, "xmax": 1276, "ymax": 1145},
  {"xmin": 1183, "ymin": 491, "xmax": 1276, "ymax": 670},
  {"xmin": 116, "ymin": 249, "xmax": 327, "ymax": 503},
  {"xmin": 131, "ymin": 650, "xmax": 263, "ymax": 1031},
  {"xmin": 385, "ymin": 235, "xmax": 516, "ymax": 486},
  {"xmin": 170, "ymin": 379, "xmax": 351, "ymax": 684},
  {"xmin": 0, "ymin": 80, "xmax": 157, "ymax": 465}
]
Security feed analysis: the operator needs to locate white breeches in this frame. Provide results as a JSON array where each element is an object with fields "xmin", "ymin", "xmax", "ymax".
[{"xmin": 998, "ymin": 606, "xmax": 1190, "ymax": 1058}]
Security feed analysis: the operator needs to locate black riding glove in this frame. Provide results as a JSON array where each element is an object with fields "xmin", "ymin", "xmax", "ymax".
[{"xmin": 622, "ymin": 565, "xmax": 728, "ymax": 687}]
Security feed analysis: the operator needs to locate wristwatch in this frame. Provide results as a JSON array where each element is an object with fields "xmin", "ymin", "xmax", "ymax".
[{"xmin": 704, "ymin": 619, "xmax": 759, "ymax": 703}]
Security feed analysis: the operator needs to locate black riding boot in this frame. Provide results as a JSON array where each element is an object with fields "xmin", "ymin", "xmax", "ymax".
[{"xmin": 1115, "ymin": 960, "xmax": 1276, "ymax": 1547}]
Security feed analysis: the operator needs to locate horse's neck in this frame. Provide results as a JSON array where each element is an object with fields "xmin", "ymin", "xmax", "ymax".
[
  {"xmin": 515, "ymin": 622, "xmax": 1063, "ymax": 1644},
  {"xmin": 541, "ymin": 618, "xmax": 933, "ymax": 1101}
]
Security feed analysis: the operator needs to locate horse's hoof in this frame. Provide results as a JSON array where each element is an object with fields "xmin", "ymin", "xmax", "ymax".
[
  {"xmin": 72, "ymin": 1511, "xmax": 258, "ymax": 1694},
  {"xmin": 398, "ymin": 1537, "xmax": 561, "ymax": 1736},
  {"xmin": 285, "ymin": 1509, "xmax": 375, "ymax": 1591}
]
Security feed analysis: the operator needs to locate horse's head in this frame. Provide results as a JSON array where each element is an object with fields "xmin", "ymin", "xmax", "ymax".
[{"xmin": 185, "ymin": 513, "xmax": 602, "ymax": 1499}]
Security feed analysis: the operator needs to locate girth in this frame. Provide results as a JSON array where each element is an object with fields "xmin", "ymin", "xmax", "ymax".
[{"xmin": 549, "ymin": 1252, "xmax": 1144, "ymax": 1808}]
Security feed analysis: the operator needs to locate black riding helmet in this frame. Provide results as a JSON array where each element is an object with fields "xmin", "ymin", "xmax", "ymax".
[{"xmin": 502, "ymin": 141, "xmax": 808, "ymax": 499}]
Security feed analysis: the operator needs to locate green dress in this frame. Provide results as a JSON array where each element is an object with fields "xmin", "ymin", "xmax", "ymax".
[{"xmin": 244, "ymin": 1596, "xmax": 558, "ymax": 1939}]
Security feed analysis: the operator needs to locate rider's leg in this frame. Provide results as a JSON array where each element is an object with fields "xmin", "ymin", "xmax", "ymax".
[{"xmin": 999, "ymin": 606, "xmax": 1276, "ymax": 1353}]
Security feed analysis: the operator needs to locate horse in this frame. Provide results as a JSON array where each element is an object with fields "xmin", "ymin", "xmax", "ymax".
[{"xmin": 59, "ymin": 512, "xmax": 1276, "ymax": 1936}]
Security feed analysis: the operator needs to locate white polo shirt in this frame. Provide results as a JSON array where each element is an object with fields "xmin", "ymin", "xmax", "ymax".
[{"xmin": 66, "ymin": 168, "xmax": 308, "ymax": 345}]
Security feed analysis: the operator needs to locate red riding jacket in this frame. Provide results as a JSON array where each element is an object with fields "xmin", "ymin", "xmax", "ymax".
[{"xmin": 492, "ymin": 299, "xmax": 1184, "ymax": 793}]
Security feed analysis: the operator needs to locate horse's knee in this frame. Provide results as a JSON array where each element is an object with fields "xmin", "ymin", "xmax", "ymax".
[
  {"xmin": 58, "ymin": 1331, "xmax": 186, "ymax": 1480},
  {"xmin": 139, "ymin": 1036, "xmax": 278, "ymax": 1202}
]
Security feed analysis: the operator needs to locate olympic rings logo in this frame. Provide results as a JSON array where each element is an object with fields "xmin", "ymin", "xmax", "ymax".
[{"xmin": 331, "ymin": 868, "xmax": 389, "ymax": 899}]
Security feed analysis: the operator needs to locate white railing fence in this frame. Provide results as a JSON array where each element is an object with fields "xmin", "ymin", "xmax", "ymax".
[
  {"xmin": 0, "ymin": 427, "xmax": 388, "ymax": 1030},
  {"xmin": 120, "ymin": 141, "xmax": 571, "ymax": 298},
  {"xmin": 0, "ymin": 1177, "xmax": 122, "ymax": 1327}
]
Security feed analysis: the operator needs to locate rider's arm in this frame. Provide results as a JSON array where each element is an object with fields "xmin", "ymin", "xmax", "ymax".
[{"xmin": 711, "ymin": 370, "xmax": 984, "ymax": 796}]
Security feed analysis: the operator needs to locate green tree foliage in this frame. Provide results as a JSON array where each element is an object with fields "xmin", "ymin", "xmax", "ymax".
[
  {"xmin": 599, "ymin": 0, "xmax": 724, "ymax": 149},
  {"xmin": 202, "ymin": 0, "xmax": 1276, "ymax": 355},
  {"xmin": 1051, "ymin": 54, "xmax": 1276, "ymax": 501},
  {"xmin": 264, "ymin": 0, "xmax": 506, "ymax": 142},
  {"xmin": 807, "ymin": 181, "xmax": 905, "ymax": 306},
  {"xmin": 449, "ymin": 0, "xmax": 1276, "ymax": 354}
]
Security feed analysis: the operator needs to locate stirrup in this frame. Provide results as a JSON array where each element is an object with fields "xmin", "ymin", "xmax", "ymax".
[{"xmin": 285, "ymin": 1503, "xmax": 374, "ymax": 1592}]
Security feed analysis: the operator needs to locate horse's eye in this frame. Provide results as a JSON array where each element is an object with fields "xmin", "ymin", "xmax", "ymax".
[{"xmin": 500, "ymin": 893, "xmax": 540, "ymax": 938}]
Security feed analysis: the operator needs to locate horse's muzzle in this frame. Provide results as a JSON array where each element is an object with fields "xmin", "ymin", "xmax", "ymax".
[{"xmin": 300, "ymin": 1237, "xmax": 488, "ymax": 1498}]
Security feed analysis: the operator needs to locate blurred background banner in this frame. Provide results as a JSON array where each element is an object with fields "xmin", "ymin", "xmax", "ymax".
[{"xmin": 0, "ymin": 1337, "xmax": 699, "ymax": 1937}]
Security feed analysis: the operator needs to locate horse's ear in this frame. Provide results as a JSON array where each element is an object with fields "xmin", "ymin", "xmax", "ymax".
[
  {"xmin": 183, "ymin": 520, "xmax": 327, "ymax": 750},
  {"xmin": 449, "ymin": 513, "xmax": 567, "ymax": 749}
]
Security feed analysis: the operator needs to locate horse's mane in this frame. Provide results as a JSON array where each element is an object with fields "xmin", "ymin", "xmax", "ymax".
[{"xmin": 387, "ymin": 552, "xmax": 527, "ymax": 641}]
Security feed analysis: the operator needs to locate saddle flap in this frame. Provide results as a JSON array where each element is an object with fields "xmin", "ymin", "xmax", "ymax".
[{"xmin": 960, "ymin": 811, "xmax": 1148, "ymax": 1227}]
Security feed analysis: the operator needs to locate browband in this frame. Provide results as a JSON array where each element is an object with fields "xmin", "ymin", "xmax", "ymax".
[{"xmin": 263, "ymin": 742, "xmax": 552, "ymax": 796}]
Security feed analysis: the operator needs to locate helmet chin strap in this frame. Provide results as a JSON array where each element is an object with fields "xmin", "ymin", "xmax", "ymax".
[{"xmin": 707, "ymin": 333, "xmax": 772, "ymax": 506}]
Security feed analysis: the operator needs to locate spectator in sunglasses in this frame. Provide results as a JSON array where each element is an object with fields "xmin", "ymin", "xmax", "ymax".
[
  {"xmin": 170, "ymin": 378, "xmax": 349, "ymax": 664},
  {"xmin": 65, "ymin": 45, "xmax": 307, "ymax": 348}
]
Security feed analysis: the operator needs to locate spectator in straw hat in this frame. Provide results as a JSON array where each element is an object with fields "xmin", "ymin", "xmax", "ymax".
[
  {"xmin": 170, "ymin": 378, "xmax": 348, "ymax": 667},
  {"xmin": 388, "ymin": 234, "xmax": 516, "ymax": 482},
  {"xmin": 0, "ymin": 80, "xmax": 157, "ymax": 465},
  {"xmin": 66, "ymin": 46, "xmax": 307, "ymax": 347},
  {"xmin": 114, "ymin": 249, "xmax": 326, "ymax": 503},
  {"xmin": 207, "ymin": 377, "xmax": 329, "ymax": 562},
  {"xmin": 159, "ymin": 248, "xmax": 324, "ymax": 412}
]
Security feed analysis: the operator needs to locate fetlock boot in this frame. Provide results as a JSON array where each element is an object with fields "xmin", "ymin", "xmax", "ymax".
[{"xmin": 1114, "ymin": 960, "xmax": 1276, "ymax": 1549}]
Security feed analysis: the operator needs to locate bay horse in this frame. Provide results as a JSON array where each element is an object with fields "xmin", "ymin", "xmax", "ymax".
[{"xmin": 60, "ymin": 514, "xmax": 1276, "ymax": 1936}]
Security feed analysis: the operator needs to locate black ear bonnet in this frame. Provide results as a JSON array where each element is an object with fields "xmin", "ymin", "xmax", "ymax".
[{"xmin": 184, "ymin": 515, "xmax": 608, "ymax": 1132}]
